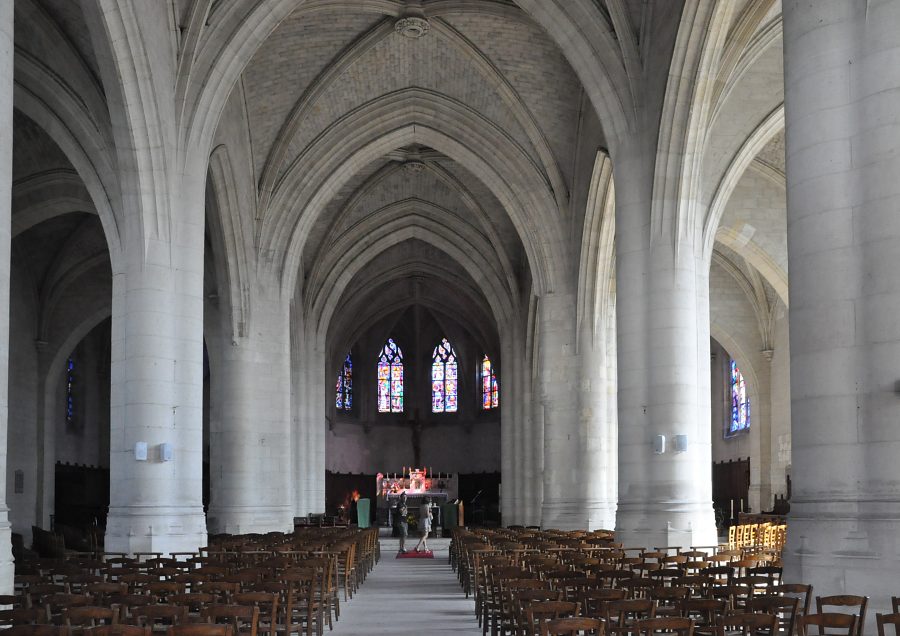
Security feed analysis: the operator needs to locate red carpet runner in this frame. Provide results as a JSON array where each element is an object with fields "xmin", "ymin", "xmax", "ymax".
[{"xmin": 396, "ymin": 550, "xmax": 434, "ymax": 559}]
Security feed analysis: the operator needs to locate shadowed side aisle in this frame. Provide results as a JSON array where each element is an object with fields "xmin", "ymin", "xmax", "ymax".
[{"xmin": 332, "ymin": 535, "xmax": 481, "ymax": 635}]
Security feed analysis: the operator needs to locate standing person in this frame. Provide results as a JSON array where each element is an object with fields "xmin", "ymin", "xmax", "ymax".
[
  {"xmin": 393, "ymin": 492, "xmax": 409, "ymax": 553},
  {"xmin": 414, "ymin": 497, "xmax": 433, "ymax": 552}
]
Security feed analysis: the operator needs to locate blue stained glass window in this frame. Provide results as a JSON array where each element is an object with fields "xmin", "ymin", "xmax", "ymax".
[
  {"xmin": 65, "ymin": 357, "xmax": 75, "ymax": 427},
  {"xmin": 432, "ymin": 338, "xmax": 458, "ymax": 413},
  {"xmin": 481, "ymin": 355, "xmax": 499, "ymax": 410},
  {"xmin": 728, "ymin": 359, "xmax": 750, "ymax": 436},
  {"xmin": 377, "ymin": 339, "xmax": 403, "ymax": 413},
  {"xmin": 336, "ymin": 353, "xmax": 352, "ymax": 411}
]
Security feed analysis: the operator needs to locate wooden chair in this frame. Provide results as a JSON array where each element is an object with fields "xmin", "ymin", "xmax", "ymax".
[
  {"xmin": 167, "ymin": 594, "xmax": 218, "ymax": 619},
  {"xmin": 775, "ymin": 584, "xmax": 813, "ymax": 618},
  {"xmin": 524, "ymin": 601, "xmax": 580, "ymax": 636},
  {"xmin": 877, "ymin": 613, "xmax": 900, "ymax": 636},
  {"xmin": 84, "ymin": 626, "xmax": 151, "ymax": 636},
  {"xmin": 496, "ymin": 580, "xmax": 551, "ymax": 636},
  {"xmin": 63, "ymin": 607, "xmax": 119, "ymax": 633},
  {"xmin": 4, "ymin": 626, "xmax": 70, "ymax": 636},
  {"xmin": 580, "ymin": 589, "xmax": 626, "ymax": 619},
  {"xmin": 146, "ymin": 583, "xmax": 184, "ymax": 604},
  {"xmin": 679, "ymin": 598, "xmax": 726, "ymax": 629},
  {"xmin": 43, "ymin": 594, "xmax": 94, "ymax": 625},
  {"xmin": 747, "ymin": 594, "xmax": 800, "ymax": 636},
  {"xmin": 650, "ymin": 587, "xmax": 689, "ymax": 617},
  {"xmin": 798, "ymin": 613, "xmax": 857, "ymax": 636},
  {"xmin": 129, "ymin": 605, "xmax": 188, "ymax": 631},
  {"xmin": 816, "ymin": 595, "xmax": 868, "ymax": 636},
  {"xmin": 0, "ymin": 607, "xmax": 47, "ymax": 626},
  {"xmin": 107, "ymin": 595, "xmax": 153, "ymax": 623},
  {"xmin": 166, "ymin": 626, "xmax": 233, "ymax": 636},
  {"xmin": 604, "ymin": 599, "xmax": 656, "ymax": 636},
  {"xmin": 709, "ymin": 610, "xmax": 778, "ymax": 636},
  {"xmin": 201, "ymin": 605, "xmax": 258, "ymax": 636},
  {"xmin": 511, "ymin": 590, "xmax": 564, "ymax": 635},
  {"xmin": 633, "ymin": 617, "xmax": 694, "ymax": 636},
  {"xmin": 540, "ymin": 617, "xmax": 605, "ymax": 636},
  {"xmin": 231, "ymin": 594, "xmax": 278, "ymax": 636}
]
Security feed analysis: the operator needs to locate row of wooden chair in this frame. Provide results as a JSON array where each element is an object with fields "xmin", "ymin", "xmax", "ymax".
[
  {"xmin": 727, "ymin": 523, "xmax": 786, "ymax": 553},
  {"xmin": 5, "ymin": 527, "xmax": 380, "ymax": 636},
  {"xmin": 449, "ymin": 527, "xmax": 885, "ymax": 636}
]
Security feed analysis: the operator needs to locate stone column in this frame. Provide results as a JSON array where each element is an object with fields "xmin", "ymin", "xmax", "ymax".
[
  {"xmin": 499, "ymin": 328, "xmax": 516, "ymax": 525},
  {"xmin": 294, "ymin": 333, "xmax": 325, "ymax": 517},
  {"xmin": 104, "ymin": 182, "xmax": 207, "ymax": 554},
  {"xmin": 538, "ymin": 290, "xmax": 584, "ymax": 529},
  {"xmin": 0, "ymin": 0, "xmax": 15, "ymax": 592},
  {"xmin": 614, "ymin": 149, "xmax": 717, "ymax": 549},
  {"xmin": 579, "ymin": 305, "xmax": 617, "ymax": 531},
  {"xmin": 207, "ymin": 288, "xmax": 294, "ymax": 534},
  {"xmin": 782, "ymin": 0, "xmax": 900, "ymax": 613}
]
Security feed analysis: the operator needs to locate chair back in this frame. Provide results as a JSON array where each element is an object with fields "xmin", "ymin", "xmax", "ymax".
[
  {"xmin": 877, "ymin": 613, "xmax": 900, "ymax": 636},
  {"xmin": 540, "ymin": 617, "xmax": 604, "ymax": 636},
  {"xmin": 816, "ymin": 595, "xmax": 868, "ymax": 636},
  {"xmin": 799, "ymin": 613, "xmax": 857, "ymax": 636}
]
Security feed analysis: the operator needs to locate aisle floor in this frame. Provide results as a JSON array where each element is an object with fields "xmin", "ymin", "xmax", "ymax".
[{"xmin": 331, "ymin": 532, "xmax": 481, "ymax": 635}]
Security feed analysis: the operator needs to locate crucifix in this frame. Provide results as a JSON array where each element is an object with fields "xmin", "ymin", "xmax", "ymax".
[{"xmin": 411, "ymin": 408, "xmax": 423, "ymax": 468}]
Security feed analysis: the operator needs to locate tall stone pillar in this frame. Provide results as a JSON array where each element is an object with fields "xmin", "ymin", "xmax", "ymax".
[
  {"xmin": 499, "ymin": 328, "xmax": 517, "ymax": 525},
  {"xmin": 294, "ymin": 334, "xmax": 325, "ymax": 517},
  {"xmin": 207, "ymin": 288, "xmax": 294, "ymax": 534},
  {"xmin": 579, "ymin": 308, "xmax": 617, "ymax": 531},
  {"xmin": 538, "ymin": 290, "xmax": 584, "ymax": 529},
  {"xmin": 104, "ymin": 181, "xmax": 208, "ymax": 554},
  {"xmin": 614, "ymin": 149, "xmax": 717, "ymax": 549},
  {"xmin": 0, "ymin": 0, "xmax": 16, "ymax": 592},
  {"xmin": 782, "ymin": 0, "xmax": 900, "ymax": 613}
]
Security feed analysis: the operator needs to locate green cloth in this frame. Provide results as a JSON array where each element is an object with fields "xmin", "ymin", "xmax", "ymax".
[
  {"xmin": 356, "ymin": 498, "xmax": 370, "ymax": 528},
  {"xmin": 442, "ymin": 502, "xmax": 458, "ymax": 529}
]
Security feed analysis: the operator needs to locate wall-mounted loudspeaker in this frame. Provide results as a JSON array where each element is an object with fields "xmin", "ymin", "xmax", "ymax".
[{"xmin": 653, "ymin": 435, "xmax": 666, "ymax": 454}]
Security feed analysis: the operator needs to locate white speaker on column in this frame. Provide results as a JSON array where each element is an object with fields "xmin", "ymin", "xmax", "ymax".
[
  {"xmin": 673, "ymin": 434, "xmax": 688, "ymax": 453},
  {"xmin": 653, "ymin": 435, "xmax": 666, "ymax": 454}
]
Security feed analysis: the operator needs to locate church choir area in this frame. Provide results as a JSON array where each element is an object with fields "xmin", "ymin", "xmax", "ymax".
[{"xmin": 2, "ymin": 0, "xmax": 900, "ymax": 631}]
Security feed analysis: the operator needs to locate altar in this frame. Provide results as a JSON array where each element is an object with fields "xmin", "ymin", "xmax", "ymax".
[{"xmin": 375, "ymin": 468, "xmax": 459, "ymax": 528}]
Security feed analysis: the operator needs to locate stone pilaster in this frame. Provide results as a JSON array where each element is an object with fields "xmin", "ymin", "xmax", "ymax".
[{"xmin": 0, "ymin": 0, "xmax": 15, "ymax": 592}]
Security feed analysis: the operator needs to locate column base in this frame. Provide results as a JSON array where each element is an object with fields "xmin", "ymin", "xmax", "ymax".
[
  {"xmin": 105, "ymin": 506, "xmax": 207, "ymax": 555},
  {"xmin": 616, "ymin": 500, "xmax": 717, "ymax": 549},
  {"xmin": 542, "ymin": 499, "xmax": 589, "ymax": 530},
  {"xmin": 785, "ymin": 500, "xmax": 900, "ymax": 620},
  {"xmin": 586, "ymin": 500, "xmax": 617, "ymax": 532},
  {"xmin": 206, "ymin": 504, "xmax": 295, "ymax": 535}
]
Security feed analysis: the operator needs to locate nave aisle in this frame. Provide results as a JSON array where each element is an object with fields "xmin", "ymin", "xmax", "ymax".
[{"xmin": 332, "ymin": 533, "xmax": 480, "ymax": 635}]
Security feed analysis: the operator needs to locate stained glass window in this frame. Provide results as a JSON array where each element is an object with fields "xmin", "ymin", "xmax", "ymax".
[
  {"xmin": 432, "ymin": 338, "xmax": 458, "ymax": 413},
  {"xmin": 335, "ymin": 353, "xmax": 352, "ymax": 411},
  {"xmin": 65, "ymin": 357, "xmax": 75, "ymax": 426},
  {"xmin": 481, "ymin": 355, "xmax": 499, "ymax": 410},
  {"xmin": 728, "ymin": 359, "xmax": 750, "ymax": 436},
  {"xmin": 377, "ymin": 339, "xmax": 404, "ymax": 413}
]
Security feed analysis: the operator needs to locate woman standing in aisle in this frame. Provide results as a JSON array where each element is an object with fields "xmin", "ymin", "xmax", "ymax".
[{"xmin": 414, "ymin": 497, "xmax": 433, "ymax": 552}]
